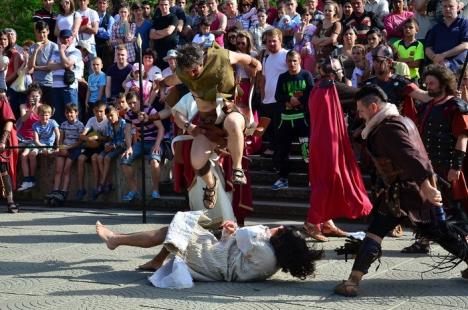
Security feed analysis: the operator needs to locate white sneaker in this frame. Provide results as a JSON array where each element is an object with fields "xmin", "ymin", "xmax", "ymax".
[{"xmin": 17, "ymin": 181, "xmax": 34, "ymax": 192}]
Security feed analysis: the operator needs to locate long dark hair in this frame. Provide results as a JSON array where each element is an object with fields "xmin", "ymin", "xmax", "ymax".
[{"xmin": 270, "ymin": 226, "xmax": 323, "ymax": 280}]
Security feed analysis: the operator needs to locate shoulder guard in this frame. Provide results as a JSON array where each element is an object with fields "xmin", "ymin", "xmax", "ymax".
[{"xmin": 449, "ymin": 97, "xmax": 468, "ymax": 114}]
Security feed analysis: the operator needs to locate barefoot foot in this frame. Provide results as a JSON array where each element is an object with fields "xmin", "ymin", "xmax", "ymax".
[
  {"xmin": 136, "ymin": 256, "xmax": 165, "ymax": 272},
  {"xmin": 96, "ymin": 221, "xmax": 118, "ymax": 250},
  {"xmin": 334, "ymin": 279, "xmax": 360, "ymax": 297}
]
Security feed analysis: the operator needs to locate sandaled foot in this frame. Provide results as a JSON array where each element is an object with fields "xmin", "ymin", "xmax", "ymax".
[
  {"xmin": 401, "ymin": 240, "xmax": 430, "ymax": 254},
  {"xmin": 203, "ymin": 179, "xmax": 218, "ymax": 209},
  {"xmin": 388, "ymin": 224, "xmax": 404, "ymax": 238},
  {"xmin": 232, "ymin": 168, "xmax": 247, "ymax": 185},
  {"xmin": 136, "ymin": 257, "xmax": 165, "ymax": 272},
  {"xmin": 462, "ymin": 268, "xmax": 468, "ymax": 279},
  {"xmin": 303, "ymin": 223, "xmax": 328, "ymax": 242},
  {"xmin": 96, "ymin": 221, "xmax": 118, "ymax": 250},
  {"xmin": 7, "ymin": 203, "xmax": 19, "ymax": 214},
  {"xmin": 322, "ymin": 225, "xmax": 348, "ymax": 237},
  {"xmin": 334, "ymin": 280, "xmax": 360, "ymax": 297}
]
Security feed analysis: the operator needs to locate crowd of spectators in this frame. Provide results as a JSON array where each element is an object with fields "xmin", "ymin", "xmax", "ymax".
[{"xmin": 0, "ymin": 0, "xmax": 467, "ymax": 203}]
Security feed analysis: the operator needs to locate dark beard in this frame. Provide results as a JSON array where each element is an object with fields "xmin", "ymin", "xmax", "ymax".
[{"xmin": 428, "ymin": 90, "xmax": 443, "ymax": 98}]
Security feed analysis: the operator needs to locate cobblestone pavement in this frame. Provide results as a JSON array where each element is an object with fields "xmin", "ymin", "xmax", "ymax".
[{"xmin": 0, "ymin": 206, "xmax": 467, "ymax": 310}]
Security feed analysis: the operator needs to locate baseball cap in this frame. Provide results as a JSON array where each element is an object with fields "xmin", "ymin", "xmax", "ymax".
[{"xmin": 59, "ymin": 29, "xmax": 73, "ymax": 38}]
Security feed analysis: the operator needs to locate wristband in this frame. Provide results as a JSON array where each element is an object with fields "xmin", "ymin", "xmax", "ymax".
[{"xmin": 451, "ymin": 149, "xmax": 465, "ymax": 171}]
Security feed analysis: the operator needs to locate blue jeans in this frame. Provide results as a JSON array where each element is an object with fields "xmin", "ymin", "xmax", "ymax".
[
  {"xmin": 52, "ymin": 87, "xmax": 78, "ymax": 124},
  {"xmin": 120, "ymin": 141, "xmax": 161, "ymax": 166}
]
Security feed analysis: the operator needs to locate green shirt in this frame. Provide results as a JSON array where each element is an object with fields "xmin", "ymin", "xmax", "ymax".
[{"xmin": 393, "ymin": 39, "xmax": 425, "ymax": 79}]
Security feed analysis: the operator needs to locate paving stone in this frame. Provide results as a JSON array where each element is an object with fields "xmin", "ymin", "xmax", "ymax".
[{"xmin": 1, "ymin": 206, "xmax": 467, "ymax": 309}]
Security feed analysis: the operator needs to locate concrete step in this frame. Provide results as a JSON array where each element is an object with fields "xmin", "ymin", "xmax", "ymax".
[
  {"xmin": 250, "ymin": 171, "xmax": 309, "ymax": 186},
  {"xmin": 249, "ymin": 155, "xmax": 308, "ymax": 173},
  {"xmin": 251, "ymin": 184, "xmax": 309, "ymax": 201},
  {"xmin": 252, "ymin": 199, "xmax": 309, "ymax": 219}
]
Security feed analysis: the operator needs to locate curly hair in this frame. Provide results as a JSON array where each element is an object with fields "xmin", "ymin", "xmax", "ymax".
[
  {"xmin": 270, "ymin": 226, "xmax": 323, "ymax": 279},
  {"xmin": 176, "ymin": 43, "xmax": 205, "ymax": 70},
  {"xmin": 423, "ymin": 64, "xmax": 458, "ymax": 96}
]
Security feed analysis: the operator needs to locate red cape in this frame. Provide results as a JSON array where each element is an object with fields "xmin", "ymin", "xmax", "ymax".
[
  {"xmin": 0, "ymin": 98, "xmax": 18, "ymax": 189},
  {"xmin": 307, "ymin": 81, "xmax": 372, "ymax": 224}
]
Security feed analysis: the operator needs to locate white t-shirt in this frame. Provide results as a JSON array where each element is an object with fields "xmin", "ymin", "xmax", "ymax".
[
  {"xmin": 262, "ymin": 49, "xmax": 288, "ymax": 104},
  {"xmin": 162, "ymin": 67, "xmax": 174, "ymax": 78},
  {"xmin": 78, "ymin": 8, "xmax": 99, "ymax": 45},
  {"xmin": 147, "ymin": 65, "xmax": 163, "ymax": 82},
  {"xmin": 85, "ymin": 116, "xmax": 109, "ymax": 135},
  {"xmin": 56, "ymin": 12, "xmax": 82, "ymax": 45},
  {"xmin": 51, "ymin": 46, "xmax": 84, "ymax": 89}
]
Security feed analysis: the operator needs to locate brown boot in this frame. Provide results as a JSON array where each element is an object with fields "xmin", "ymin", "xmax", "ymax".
[
  {"xmin": 462, "ymin": 267, "xmax": 468, "ymax": 279},
  {"xmin": 334, "ymin": 280, "xmax": 360, "ymax": 297}
]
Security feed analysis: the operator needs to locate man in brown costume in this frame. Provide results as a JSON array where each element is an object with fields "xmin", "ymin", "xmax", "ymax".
[
  {"xmin": 159, "ymin": 43, "xmax": 262, "ymax": 209},
  {"xmin": 334, "ymin": 85, "xmax": 468, "ymax": 297}
]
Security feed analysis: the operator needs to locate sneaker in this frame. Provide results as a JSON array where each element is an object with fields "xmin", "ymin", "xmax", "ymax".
[
  {"xmin": 17, "ymin": 181, "xmax": 34, "ymax": 192},
  {"xmin": 91, "ymin": 189, "xmax": 100, "ymax": 201},
  {"xmin": 271, "ymin": 178, "xmax": 288, "ymax": 190},
  {"xmin": 151, "ymin": 191, "xmax": 161, "ymax": 199},
  {"xmin": 301, "ymin": 143, "xmax": 309, "ymax": 164},
  {"xmin": 122, "ymin": 191, "xmax": 139, "ymax": 201},
  {"xmin": 76, "ymin": 189, "xmax": 87, "ymax": 201}
]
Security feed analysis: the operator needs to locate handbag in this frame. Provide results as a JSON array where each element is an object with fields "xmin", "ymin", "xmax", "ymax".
[
  {"xmin": 63, "ymin": 68, "xmax": 75, "ymax": 85},
  {"xmin": 10, "ymin": 71, "xmax": 26, "ymax": 92}
]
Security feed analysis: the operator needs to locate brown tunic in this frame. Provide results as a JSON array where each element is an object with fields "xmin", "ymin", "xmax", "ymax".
[{"xmin": 366, "ymin": 115, "xmax": 434, "ymax": 223}]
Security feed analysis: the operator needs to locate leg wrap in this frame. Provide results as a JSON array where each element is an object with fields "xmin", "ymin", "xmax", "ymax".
[
  {"xmin": 196, "ymin": 161, "xmax": 211, "ymax": 177},
  {"xmin": 0, "ymin": 170, "xmax": 13, "ymax": 201},
  {"xmin": 352, "ymin": 237, "xmax": 382, "ymax": 274}
]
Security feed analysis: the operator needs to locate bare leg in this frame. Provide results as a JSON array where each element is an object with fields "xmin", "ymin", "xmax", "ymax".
[
  {"xmin": 137, "ymin": 247, "xmax": 170, "ymax": 271},
  {"xmin": 77, "ymin": 155, "xmax": 87, "ymax": 189},
  {"xmin": 53, "ymin": 157, "xmax": 66, "ymax": 190},
  {"xmin": 150, "ymin": 159, "xmax": 160, "ymax": 192},
  {"xmin": 20, "ymin": 150, "xmax": 30, "ymax": 178},
  {"xmin": 91, "ymin": 154, "xmax": 100, "ymax": 188},
  {"xmin": 61, "ymin": 159, "xmax": 74, "ymax": 192},
  {"xmin": 224, "ymin": 112, "xmax": 245, "ymax": 170},
  {"xmin": 95, "ymin": 221, "xmax": 168, "ymax": 250},
  {"xmin": 191, "ymin": 134, "xmax": 216, "ymax": 187},
  {"xmin": 101, "ymin": 156, "xmax": 112, "ymax": 185}
]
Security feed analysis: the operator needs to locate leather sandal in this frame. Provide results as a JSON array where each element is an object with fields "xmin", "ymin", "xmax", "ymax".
[
  {"xmin": 401, "ymin": 240, "xmax": 430, "ymax": 254},
  {"xmin": 203, "ymin": 178, "xmax": 218, "ymax": 209},
  {"xmin": 322, "ymin": 225, "xmax": 348, "ymax": 237},
  {"xmin": 7, "ymin": 203, "xmax": 19, "ymax": 214},
  {"xmin": 232, "ymin": 168, "xmax": 247, "ymax": 185},
  {"xmin": 334, "ymin": 280, "xmax": 360, "ymax": 297},
  {"xmin": 388, "ymin": 224, "xmax": 404, "ymax": 237},
  {"xmin": 303, "ymin": 223, "xmax": 328, "ymax": 242}
]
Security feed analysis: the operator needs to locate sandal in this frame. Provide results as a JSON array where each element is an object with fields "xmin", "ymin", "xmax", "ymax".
[
  {"xmin": 334, "ymin": 280, "xmax": 360, "ymax": 297},
  {"xmin": 401, "ymin": 240, "xmax": 430, "ymax": 254},
  {"xmin": 322, "ymin": 225, "xmax": 348, "ymax": 237},
  {"xmin": 7, "ymin": 203, "xmax": 19, "ymax": 214},
  {"xmin": 462, "ymin": 268, "xmax": 468, "ymax": 279},
  {"xmin": 203, "ymin": 178, "xmax": 218, "ymax": 209},
  {"xmin": 232, "ymin": 168, "xmax": 247, "ymax": 185},
  {"xmin": 388, "ymin": 224, "xmax": 404, "ymax": 238},
  {"xmin": 303, "ymin": 223, "xmax": 328, "ymax": 242}
]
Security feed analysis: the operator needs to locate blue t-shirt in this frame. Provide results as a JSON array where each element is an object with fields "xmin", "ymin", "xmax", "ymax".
[
  {"xmin": 32, "ymin": 119, "xmax": 59, "ymax": 146},
  {"xmin": 88, "ymin": 72, "xmax": 106, "ymax": 103}
]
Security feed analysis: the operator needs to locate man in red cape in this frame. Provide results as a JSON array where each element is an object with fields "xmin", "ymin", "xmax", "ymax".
[
  {"xmin": 306, "ymin": 78, "xmax": 372, "ymax": 241},
  {"xmin": 0, "ymin": 94, "xmax": 19, "ymax": 213}
]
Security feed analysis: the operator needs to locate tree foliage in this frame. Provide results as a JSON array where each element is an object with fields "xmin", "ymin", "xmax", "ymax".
[{"xmin": 0, "ymin": 0, "xmax": 42, "ymax": 42}]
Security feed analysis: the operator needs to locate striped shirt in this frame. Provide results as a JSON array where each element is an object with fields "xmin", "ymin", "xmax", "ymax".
[
  {"xmin": 60, "ymin": 119, "xmax": 85, "ymax": 146},
  {"xmin": 124, "ymin": 107, "xmax": 159, "ymax": 142}
]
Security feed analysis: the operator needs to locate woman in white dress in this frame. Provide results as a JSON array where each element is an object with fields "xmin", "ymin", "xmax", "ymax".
[{"xmin": 96, "ymin": 211, "xmax": 323, "ymax": 281}]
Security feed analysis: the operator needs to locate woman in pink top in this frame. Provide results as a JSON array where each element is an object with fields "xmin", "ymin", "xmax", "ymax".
[
  {"xmin": 17, "ymin": 84, "xmax": 43, "ymax": 191},
  {"xmin": 384, "ymin": 0, "xmax": 414, "ymax": 43},
  {"xmin": 208, "ymin": 0, "xmax": 227, "ymax": 46}
]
